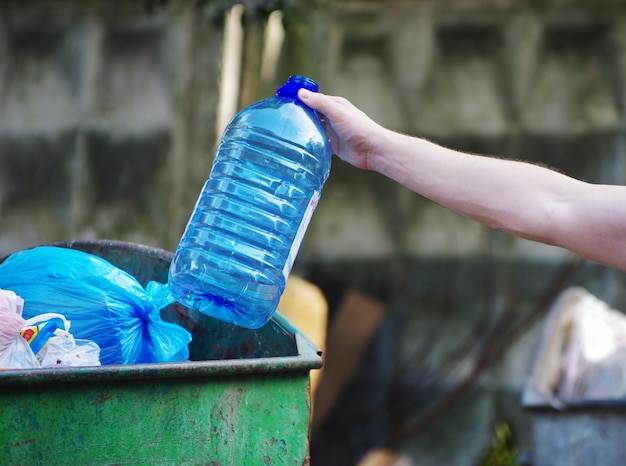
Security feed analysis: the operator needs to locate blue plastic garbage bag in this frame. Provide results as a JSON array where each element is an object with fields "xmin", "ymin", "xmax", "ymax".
[{"xmin": 0, "ymin": 246, "xmax": 192, "ymax": 365}]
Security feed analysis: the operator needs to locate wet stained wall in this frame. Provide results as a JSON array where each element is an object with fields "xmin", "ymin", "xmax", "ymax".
[{"xmin": 2, "ymin": 1, "xmax": 626, "ymax": 465}]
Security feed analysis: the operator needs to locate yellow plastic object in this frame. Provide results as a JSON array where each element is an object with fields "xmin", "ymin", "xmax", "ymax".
[{"xmin": 278, "ymin": 275, "xmax": 328, "ymax": 398}]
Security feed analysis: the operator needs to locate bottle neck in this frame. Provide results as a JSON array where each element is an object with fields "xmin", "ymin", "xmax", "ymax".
[{"xmin": 276, "ymin": 75, "xmax": 319, "ymax": 99}]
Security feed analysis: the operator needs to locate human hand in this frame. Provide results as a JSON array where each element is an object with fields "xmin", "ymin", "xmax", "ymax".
[{"xmin": 298, "ymin": 88, "xmax": 385, "ymax": 170}]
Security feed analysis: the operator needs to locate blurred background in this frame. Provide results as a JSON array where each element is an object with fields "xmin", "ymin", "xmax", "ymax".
[{"xmin": 2, "ymin": 0, "xmax": 626, "ymax": 464}]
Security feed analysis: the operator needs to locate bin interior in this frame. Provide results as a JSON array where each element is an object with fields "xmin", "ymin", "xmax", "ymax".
[
  {"xmin": 52, "ymin": 239, "xmax": 301, "ymax": 361},
  {"xmin": 0, "ymin": 239, "xmax": 322, "ymax": 368}
]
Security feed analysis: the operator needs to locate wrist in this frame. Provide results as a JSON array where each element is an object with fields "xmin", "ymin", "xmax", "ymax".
[{"xmin": 366, "ymin": 127, "xmax": 408, "ymax": 175}]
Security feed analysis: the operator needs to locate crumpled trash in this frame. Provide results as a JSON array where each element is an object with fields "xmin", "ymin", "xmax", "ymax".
[
  {"xmin": 21, "ymin": 313, "xmax": 101, "ymax": 368},
  {"xmin": 0, "ymin": 246, "xmax": 192, "ymax": 365},
  {"xmin": 0, "ymin": 288, "xmax": 37, "ymax": 369},
  {"xmin": 524, "ymin": 287, "xmax": 626, "ymax": 405},
  {"xmin": 0, "ymin": 288, "xmax": 24, "ymax": 316},
  {"xmin": 556, "ymin": 290, "xmax": 626, "ymax": 400},
  {"xmin": 0, "ymin": 289, "xmax": 101, "ymax": 369},
  {"xmin": 0, "ymin": 288, "xmax": 25, "ymax": 351}
]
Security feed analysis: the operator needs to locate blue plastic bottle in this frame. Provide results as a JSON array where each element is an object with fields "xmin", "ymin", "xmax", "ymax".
[{"xmin": 168, "ymin": 75, "xmax": 331, "ymax": 329}]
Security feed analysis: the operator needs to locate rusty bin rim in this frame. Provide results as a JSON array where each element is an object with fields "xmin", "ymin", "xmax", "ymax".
[{"xmin": 0, "ymin": 333, "xmax": 320, "ymax": 387}]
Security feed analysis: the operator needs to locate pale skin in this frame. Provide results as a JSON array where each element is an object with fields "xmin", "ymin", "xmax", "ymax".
[{"xmin": 298, "ymin": 88, "xmax": 626, "ymax": 273}]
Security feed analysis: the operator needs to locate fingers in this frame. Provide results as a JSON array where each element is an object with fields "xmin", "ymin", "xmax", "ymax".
[
  {"xmin": 298, "ymin": 90, "xmax": 338, "ymax": 148},
  {"xmin": 327, "ymin": 95, "xmax": 354, "ymax": 108},
  {"xmin": 298, "ymin": 88, "xmax": 323, "ymax": 109},
  {"xmin": 298, "ymin": 89, "xmax": 350, "ymax": 113}
]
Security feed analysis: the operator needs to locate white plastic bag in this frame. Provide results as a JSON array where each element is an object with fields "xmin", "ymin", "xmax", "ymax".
[
  {"xmin": 0, "ymin": 330, "xmax": 40, "ymax": 369},
  {"xmin": 0, "ymin": 288, "xmax": 38, "ymax": 369},
  {"xmin": 40, "ymin": 329, "xmax": 101, "ymax": 368},
  {"xmin": 0, "ymin": 287, "xmax": 23, "ymax": 315},
  {"xmin": 0, "ymin": 288, "xmax": 25, "ymax": 352},
  {"xmin": 21, "ymin": 313, "xmax": 101, "ymax": 368},
  {"xmin": 557, "ymin": 292, "xmax": 626, "ymax": 400},
  {"xmin": 1, "ymin": 289, "xmax": 101, "ymax": 369}
]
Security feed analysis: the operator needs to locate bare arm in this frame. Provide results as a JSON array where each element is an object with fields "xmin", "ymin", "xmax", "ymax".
[{"xmin": 299, "ymin": 89, "xmax": 626, "ymax": 272}]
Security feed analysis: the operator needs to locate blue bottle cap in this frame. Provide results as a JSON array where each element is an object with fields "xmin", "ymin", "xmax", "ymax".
[{"xmin": 277, "ymin": 75, "xmax": 319, "ymax": 98}]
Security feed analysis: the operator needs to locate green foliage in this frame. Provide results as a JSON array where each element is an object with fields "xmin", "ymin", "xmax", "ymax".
[{"xmin": 479, "ymin": 422, "xmax": 518, "ymax": 466}]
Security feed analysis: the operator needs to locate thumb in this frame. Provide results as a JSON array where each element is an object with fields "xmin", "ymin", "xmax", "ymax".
[
  {"xmin": 298, "ymin": 87, "xmax": 313, "ymax": 101},
  {"xmin": 298, "ymin": 88, "xmax": 324, "ymax": 110}
]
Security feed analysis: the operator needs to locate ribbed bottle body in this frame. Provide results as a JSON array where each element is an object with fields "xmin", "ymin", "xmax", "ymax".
[{"xmin": 169, "ymin": 76, "xmax": 330, "ymax": 328}]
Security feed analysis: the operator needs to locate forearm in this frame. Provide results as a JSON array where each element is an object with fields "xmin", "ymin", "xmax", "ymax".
[{"xmin": 369, "ymin": 129, "xmax": 584, "ymax": 243}]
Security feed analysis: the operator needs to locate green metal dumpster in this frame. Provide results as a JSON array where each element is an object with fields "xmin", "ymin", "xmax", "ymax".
[{"xmin": 0, "ymin": 240, "xmax": 322, "ymax": 465}]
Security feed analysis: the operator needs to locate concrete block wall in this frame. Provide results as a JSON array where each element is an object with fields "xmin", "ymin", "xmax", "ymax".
[
  {"xmin": 0, "ymin": 0, "xmax": 223, "ymax": 256},
  {"xmin": 3, "ymin": 1, "xmax": 626, "ymax": 465}
]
